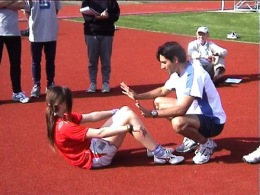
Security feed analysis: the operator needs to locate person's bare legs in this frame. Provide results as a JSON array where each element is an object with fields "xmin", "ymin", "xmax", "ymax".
[
  {"xmin": 171, "ymin": 115, "xmax": 207, "ymax": 144},
  {"xmin": 102, "ymin": 106, "xmax": 158, "ymax": 151}
]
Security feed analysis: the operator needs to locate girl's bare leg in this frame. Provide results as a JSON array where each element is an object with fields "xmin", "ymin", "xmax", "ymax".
[{"xmin": 102, "ymin": 106, "xmax": 158, "ymax": 151}]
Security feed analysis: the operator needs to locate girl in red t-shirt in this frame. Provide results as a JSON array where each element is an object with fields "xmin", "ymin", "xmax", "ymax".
[{"xmin": 45, "ymin": 86, "xmax": 184, "ymax": 169}]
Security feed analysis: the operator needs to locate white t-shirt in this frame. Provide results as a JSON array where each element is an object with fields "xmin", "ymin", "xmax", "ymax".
[
  {"xmin": 0, "ymin": 9, "xmax": 20, "ymax": 36},
  {"xmin": 164, "ymin": 62, "xmax": 226, "ymax": 124},
  {"xmin": 25, "ymin": 0, "xmax": 61, "ymax": 42}
]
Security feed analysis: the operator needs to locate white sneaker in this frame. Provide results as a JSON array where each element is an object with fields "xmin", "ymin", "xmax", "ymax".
[
  {"xmin": 192, "ymin": 139, "xmax": 217, "ymax": 164},
  {"xmin": 86, "ymin": 83, "xmax": 96, "ymax": 93},
  {"xmin": 176, "ymin": 137, "xmax": 198, "ymax": 153},
  {"xmin": 101, "ymin": 82, "xmax": 110, "ymax": 93},
  {"xmin": 243, "ymin": 146, "xmax": 260, "ymax": 164},
  {"xmin": 226, "ymin": 32, "xmax": 239, "ymax": 40},
  {"xmin": 154, "ymin": 151, "xmax": 184, "ymax": 165},
  {"xmin": 12, "ymin": 92, "xmax": 30, "ymax": 103},
  {"xmin": 147, "ymin": 147, "xmax": 174, "ymax": 158}
]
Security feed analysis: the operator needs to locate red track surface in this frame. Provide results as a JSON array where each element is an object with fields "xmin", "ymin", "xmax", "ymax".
[{"xmin": 1, "ymin": 2, "xmax": 259, "ymax": 195}]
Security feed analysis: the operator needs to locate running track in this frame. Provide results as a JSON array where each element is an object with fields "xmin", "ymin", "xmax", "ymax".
[{"xmin": 1, "ymin": 2, "xmax": 259, "ymax": 195}]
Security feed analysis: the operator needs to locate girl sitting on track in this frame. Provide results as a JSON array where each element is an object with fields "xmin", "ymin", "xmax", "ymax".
[{"xmin": 45, "ymin": 86, "xmax": 184, "ymax": 169}]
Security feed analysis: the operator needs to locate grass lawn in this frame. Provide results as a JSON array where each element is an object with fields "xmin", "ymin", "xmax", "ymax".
[{"xmin": 73, "ymin": 12, "xmax": 259, "ymax": 43}]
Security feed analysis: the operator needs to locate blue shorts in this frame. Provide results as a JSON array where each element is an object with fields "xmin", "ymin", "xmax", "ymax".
[{"xmin": 197, "ymin": 115, "xmax": 225, "ymax": 138}]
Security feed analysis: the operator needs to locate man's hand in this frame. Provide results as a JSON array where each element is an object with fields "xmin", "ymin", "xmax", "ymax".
[
  {"xmin": 135, "ymin": 101, "xmax": 152, "ymax": 118},
  {"xmin": 120, "ymin": 82, "xmax": 137, "ymax": 100}
]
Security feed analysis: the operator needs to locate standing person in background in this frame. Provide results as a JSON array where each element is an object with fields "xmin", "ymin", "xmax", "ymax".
[
  {"xmin": 187, "ymin": 26, "xmax": 228, "ymax": 83},
  {"xmin": 81, "ymin": 0, "xmax": 120, "ymax": 93},
  {"xmin": 0, "ymin": 0, "xmax": 30, "ymax": 103},
  {"xmin": 25, "ymin": 0, "xmax": 61, "ymax": 98}
]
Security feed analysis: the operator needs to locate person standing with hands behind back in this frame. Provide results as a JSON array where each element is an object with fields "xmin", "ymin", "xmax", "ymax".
[
  {"xmin": 81, "ymin": 0, "xmax": 120, "ymax": 93},
  {"xmin": 25, "ymin": 0, "xmax": 61, "ymax": 98}
]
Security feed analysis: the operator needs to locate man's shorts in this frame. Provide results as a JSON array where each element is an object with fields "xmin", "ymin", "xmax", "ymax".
[
  {"xmin": 90, "ymin": 138, "xmax": 118, "ymax": 168},
  {"xmin": 197, "ymin": 115, "xmax": 225, "ymax": 138}
]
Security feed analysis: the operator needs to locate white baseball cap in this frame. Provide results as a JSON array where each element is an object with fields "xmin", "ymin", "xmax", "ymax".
[{"xmin": 197, "ymin": 26, "xmax": 209, "ymax": 33}]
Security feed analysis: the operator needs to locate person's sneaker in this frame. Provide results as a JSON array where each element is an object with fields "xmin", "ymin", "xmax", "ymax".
[
  {"xmin": 147, "ymin": 147, "xmax": 174, "ymax": 158},
  {"xmin": 154, "ymin": 152, "xmax": 184, "ymax": 165},
  {"xmin": 31, "ymin": 84, "xmax": 41, "ymax": 98},
  {"xmin": 86, "ymin": 83, "xmax": 96, "ymax": 93},
  {"xmin": 20, "ymin": 28, "xmax": 29, "ymax": 37},
  {"xmin": 46, "ymin": 82, "xmax": 55, "ymax": 93},
  {"xmin": 12, "ymin": 92, "xmax": 30, "ymax": 103},
  {"xmin": 101, "ymin": 82, "xmax": 110, "ymax": 93},
  {"xmin": 192, "ymin": 139, "xmax": 217, "ymax": 164},
  {"xmin": 226, "ymin": 32, "xmax": 239, "ymax": 40},
  {"xmin": 176, "ymin": 137, "xmax": 198, "ymax": 153},
  {"xmin": 243, "ymin": 146, "xmax": 260, "ymax": 164}
]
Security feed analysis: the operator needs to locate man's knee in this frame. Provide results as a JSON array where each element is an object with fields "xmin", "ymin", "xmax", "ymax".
[{"xmin": 171, "ymin": 117, "xmax": 186, "ymax": 133}]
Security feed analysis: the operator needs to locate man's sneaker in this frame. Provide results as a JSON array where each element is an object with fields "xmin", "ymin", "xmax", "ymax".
[
  {"xmin": 31, "ymin": 84, "xmax": 41, "ymax": 98},
  {"xmin": 12, "ymin": 92, "xmax": 30, "ymax": 103},
  {"xmin": 192, "ymin": 139, "xmax": 217, "ymax": 164},
  {"xmin": 176, "ymin": 137, "xmax": 198, "ymax": 153},
  {"xmin": 101, "ymin": 82, "xmax": 110, "ymax": 93},
  {"xmin": 154, "ymin": 152, "xmax": 184, "ymax": 165},
  {"xmin": 243, "ymin": 146, "xmax": 260, "ymax": 164},
  {"xmin": 147, "ymin": 147, "xmax": 174, "ymax": 158},
  {"xmin": 46, "ymin": 82, "xmax": 55, "ymax": 93},
  {"xmin": 86, "ymin": 83, "xmax": 96, "ymax": 93}
]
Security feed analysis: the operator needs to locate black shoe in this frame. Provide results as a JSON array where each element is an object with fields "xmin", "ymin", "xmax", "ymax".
[{"xmin": 20, "ymin": 28, "xmax": 29, "ymax": 37}]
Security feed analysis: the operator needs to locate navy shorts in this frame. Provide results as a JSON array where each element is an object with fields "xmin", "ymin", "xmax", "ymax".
[{"xmin": 197, "ymin": 115, "xmax": 225, "ymax": 138}]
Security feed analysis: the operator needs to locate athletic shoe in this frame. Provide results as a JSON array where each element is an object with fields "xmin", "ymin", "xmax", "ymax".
[
  {"xmin": 226, "ymin": 32, "xmax": 239, "ymax": 40},
  {"xmin": 243, "ymin": 146, "xmax": 260, "ymax": 164},
  {"xmin": 101, "ymin": 82, "xmax": 110, "ymax": 93},
  {"xmin": 176, "ymin": 137, "xmax": 198, "ymax": 153},
  {"xmin": 192, "ymin": 139, "xmax": 217, "ymax": 164},
  {"xmin": 30, "ymin": 84, "xmax": 41, "ymax": 98},
  {"xmin": 86, "ymin": 83, "xmax": 96, "ymax": 93},
  {"xmin": 20, "ymin": 28, "xmax": 29, "ymax": 37},
  {"xmin": 154, "ymin": 151, "xmax": 184, "ymax": 165},
  {"xmin": 12, "ymin": 92, "xmax": 30, "ymax": 103},
  {"xmin": 147, "ymin": 147, "xmax": 174, "ymax": 158},
  {"xmin": 46, "ymin": 82, "xmax": 55, "ymax": 93}
]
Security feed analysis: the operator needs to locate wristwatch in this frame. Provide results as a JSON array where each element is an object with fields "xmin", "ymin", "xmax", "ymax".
[{"xmin": 151, "ymin": 110, "xmax": 158, "ymax": 118}]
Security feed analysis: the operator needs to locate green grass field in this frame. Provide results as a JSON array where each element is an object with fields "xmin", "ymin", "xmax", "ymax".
[{"xmin": 74, "ymin": 12, "xmax": 259, "ymax": 43}]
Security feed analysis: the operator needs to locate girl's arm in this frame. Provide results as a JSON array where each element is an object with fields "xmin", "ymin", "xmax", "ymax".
[
  {"xmin": 86, "ymin": 124, "xmax": 133, "ymax": 138},
  {"xmin": 80, "ymin": 109, "xmax": 119, "ymax": 123}
]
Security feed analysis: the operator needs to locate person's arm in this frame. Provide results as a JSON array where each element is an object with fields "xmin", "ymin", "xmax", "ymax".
[
  {"xmin": 210, "ymin": 42, "xmax": 228, "ymax": 57},
  {"xmin": 120, "ymin": 82, "xmax": 171, "ymax": 100},
  {"xmin": 5, "ymin": 0, "xmax": 25, "ymax": 10},
  {"xmin": 80, "ymin": 109, "xmax": 119, "ymax": 123},
  {"xmin": 136, "ymin": 95, "xmax": 194, "ymax": 118},
  {"xmin": 86, "ymin": 124, "xmax": 134, "ymax": 138},
  {"xmin": 0, "ymin": 0, "xmax": 14, "ymax": 8},
  {"xmin": 187, "ymin": 41, "xmax": 200, "ymax": 59}
]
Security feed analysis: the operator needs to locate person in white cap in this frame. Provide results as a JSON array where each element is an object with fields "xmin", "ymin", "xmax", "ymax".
[{"xmin": 187, "ymin": 26, "xmax": 228, "ymax": 83}]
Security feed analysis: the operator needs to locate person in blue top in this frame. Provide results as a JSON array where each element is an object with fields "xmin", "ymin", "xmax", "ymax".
[{"xmin": 121, "ymin": 41, "xmax": 226, "ymax": 164}]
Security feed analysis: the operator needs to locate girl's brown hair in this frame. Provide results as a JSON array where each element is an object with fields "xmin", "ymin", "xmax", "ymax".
[{"xmin": 45, "ymin": 86, "xmax": 72, "ymax": 147}]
